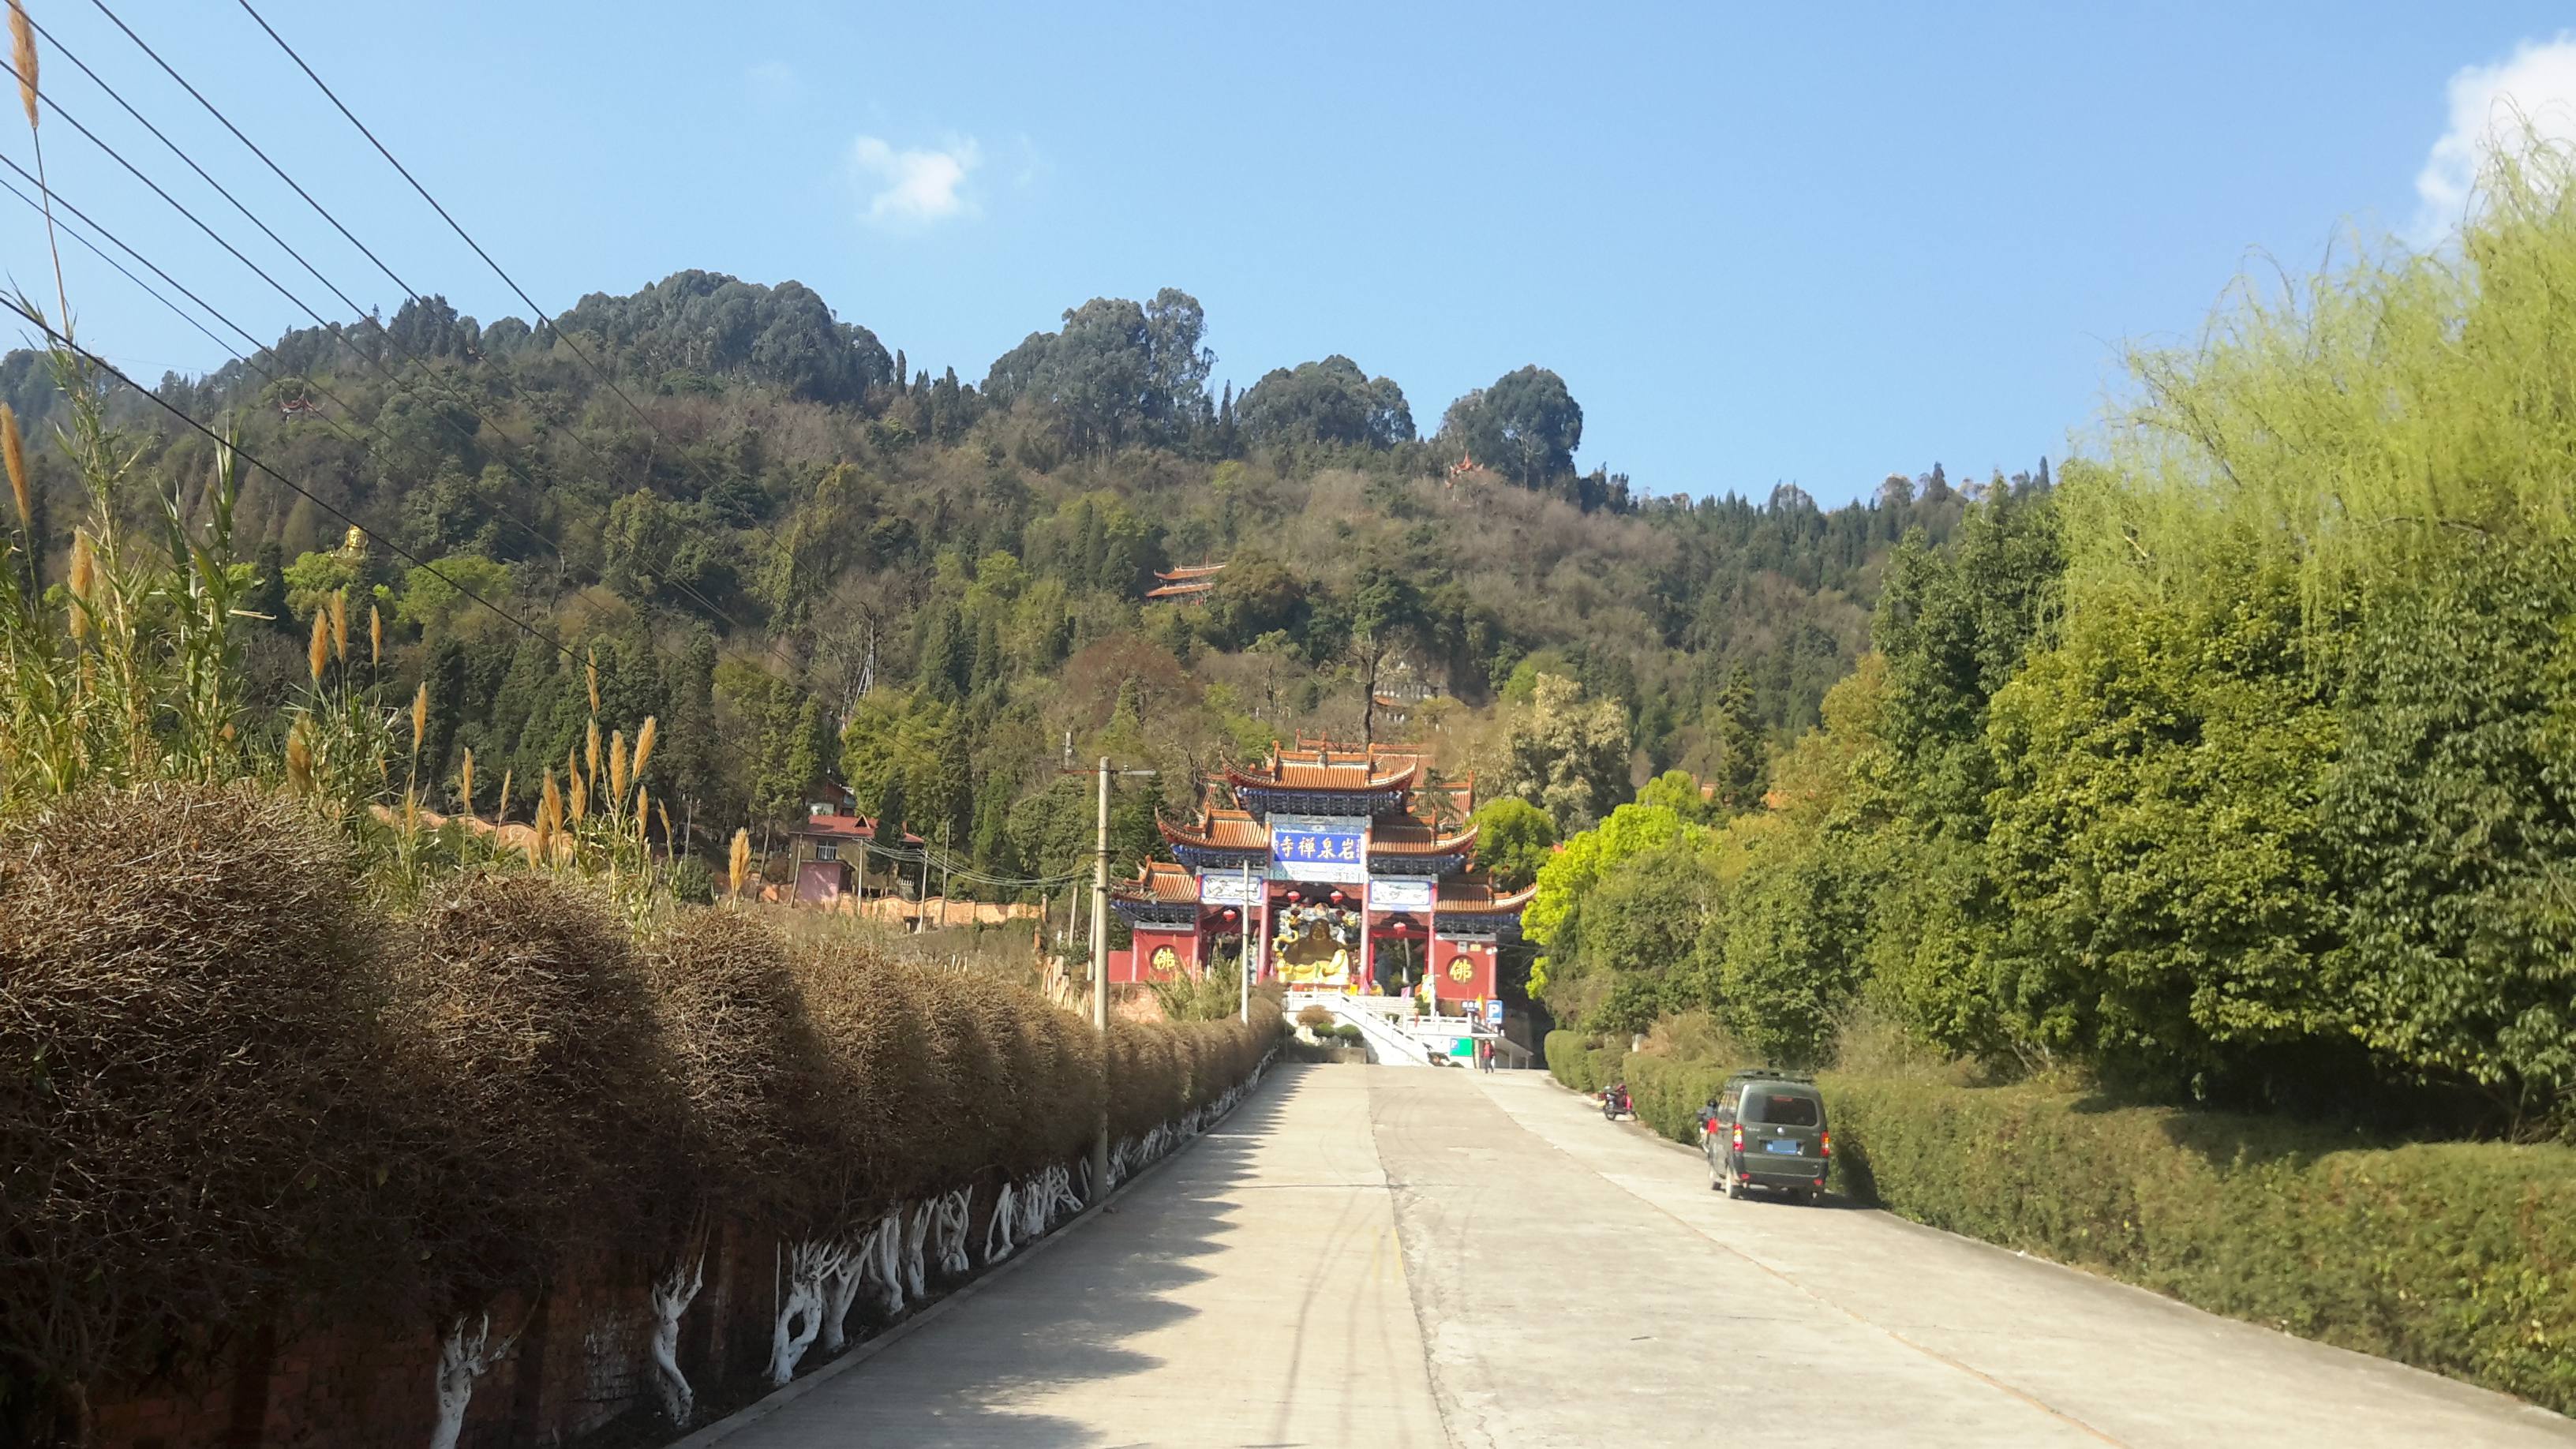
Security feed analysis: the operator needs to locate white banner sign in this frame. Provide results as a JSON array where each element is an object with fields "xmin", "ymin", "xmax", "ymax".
[
  {"xmin": 1198, "ymin": 872, "xmax": 1261, "ymax": 907},
  {"xmin": 1368, "ymin": 878, "xmax": 1436, "ymax": 911}
]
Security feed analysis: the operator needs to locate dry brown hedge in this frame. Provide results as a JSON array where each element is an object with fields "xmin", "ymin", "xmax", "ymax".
[
  {"xmin": 387, "ymin": 874, "xmax": 695, "ymax": 1304},
  {"xmin": 0, "ymin": 784, "xmax": 1279, "ymax": 1435},
  {"xmin": 637, "ymin": 908, "xmax": 833, "ymax": 1234},
  {"xmin": 0, "ymin": 785, "xmax": 404, "ymax": 1431}
]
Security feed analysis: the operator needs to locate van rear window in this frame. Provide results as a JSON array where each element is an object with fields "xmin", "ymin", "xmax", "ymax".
[{"xmin": 1743, "ymin": 1092, "xmax": 1821, "ymax": 1127}]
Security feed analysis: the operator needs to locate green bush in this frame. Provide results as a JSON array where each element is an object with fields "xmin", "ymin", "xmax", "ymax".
[
  {"xmin": 1542, "ymin": 1041, "xmax": 2576, "ymax": 1415},
  {"xmin": 1541, "ymin": 1031, "xmax": 1630, "ymax": 1095},
  {"xmin": 1829, "ymin": 1077, "xmax": 2576, "ymax": 1415}
]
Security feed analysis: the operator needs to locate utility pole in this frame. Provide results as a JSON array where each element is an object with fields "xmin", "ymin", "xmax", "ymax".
[
  {"xmin": 1238, "ymin": 856, "xmax": 1253, "ymax": 1024},
  {"xmin": 1090, "ymin": 756, "xmax": 1112, "ymax": 1196}
]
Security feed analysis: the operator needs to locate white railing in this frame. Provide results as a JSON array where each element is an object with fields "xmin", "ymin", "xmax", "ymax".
[
  {"xmin": 1284, "ymin": 990, "xmax": 1540, "ymax": 1069},
  {"xmin": 1283, "ymin": 991, "xmax": 1436, "ymax": 1065}
]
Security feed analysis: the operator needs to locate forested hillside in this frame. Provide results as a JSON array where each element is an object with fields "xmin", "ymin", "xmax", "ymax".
[{"xmin": 3, "ymin": 270, "xmax": 2020, "ymax": 879}]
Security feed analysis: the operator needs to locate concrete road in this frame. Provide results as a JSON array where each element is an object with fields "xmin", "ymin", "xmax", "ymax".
[
  {"xmin": 713, "ymin": 1064, "xmax": 1447, "ymax": 1448},
  {"xmin": 717, "ymin": 1064, "xmax": 2576, "ymax": 1447}
]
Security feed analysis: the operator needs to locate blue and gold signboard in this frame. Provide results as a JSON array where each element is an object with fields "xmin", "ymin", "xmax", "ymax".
[{"xmin": 1268, "ymin": 814, "xmax": 1367, "ymax": 884}]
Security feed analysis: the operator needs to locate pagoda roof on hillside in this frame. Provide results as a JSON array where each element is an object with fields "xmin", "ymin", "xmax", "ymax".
[
  {"xmin": 1227, "ymin": 739, "xmax": 1423, "ymax": 795},
  {"xmin": 1368, "ymin": 820, "xmax": 1477, "ymax": 856},
  {"xmin": 1436, "ymin": 877, "xmax": 1539, "ymax": 913},
  {"xmin": 1144, "ymin": 562, "xmax": 1226, "ymax": 601},
  {"xmin": 1112, "ymin": 859, "xmax": 1201, "ymax": 906},
  {"xmin": 1159, "ymin": 809, "xmax": 1266, "ymax": 852}
]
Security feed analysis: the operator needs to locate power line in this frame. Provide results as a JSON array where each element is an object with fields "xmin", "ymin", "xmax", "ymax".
[
  {"xmin": 17, "ymin": 12, "xmax": 586, "ymax": 575},
  {"xmin": 0, "ymin": 56, "xmax": 341, "ymax": 338},
  {"xmin": 0, "ymin": 167, "xmax": 229, "ymax": 360},
  {"xmin": 15, "ymin": 5, "xmax": 859, "ymax": 841},
  {"xmin": 0, "ymin": 46, "xmax": 583, "ymax": 568},
  {"xmin": 0, "ymin": 291, "xmax": 580, "ymax": 664},
  {"xmin": 79, "ymin": 0, "xmax": 423, "ymax": 301},
  {"xmin": 32, "ymin": 12, "xmax": 373, "ymax": 335},
  {"xmin": 0, "ymin": 150, "xmax": 578, "ymax": 579},
  {"xmin": 232, "ymin": 0, "xmax": 823, "ymax": 667},
  {"xmin": 17, "ymin": 22, "xmax": 778, "ymax": 658}
]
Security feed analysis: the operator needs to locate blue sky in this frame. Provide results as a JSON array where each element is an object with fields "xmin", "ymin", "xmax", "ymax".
[{"xmin": 3, "ymin": 2, "xmax": 2573, "ymax": 504}]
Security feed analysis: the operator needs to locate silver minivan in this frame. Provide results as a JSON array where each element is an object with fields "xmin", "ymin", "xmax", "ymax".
[{"xmin": 1701, "ymin": 1073, "xmax": 1831, "ymax": 1202}]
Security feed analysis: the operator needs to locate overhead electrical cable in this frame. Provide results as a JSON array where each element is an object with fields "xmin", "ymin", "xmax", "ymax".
[
  {"xmin": 0, "ymin": 290, "xmax": 582, "ymax": 663},
  {"xmin": 17, "ymin": 21, "xmax": 783, "ymax": 658},
  {"xmin": 0, "ymin": 151, "xmax": 578, "ymax": 577},
  {"xmin": 232, "ymin": 0, "xmax": 851, "ymax": 672}
]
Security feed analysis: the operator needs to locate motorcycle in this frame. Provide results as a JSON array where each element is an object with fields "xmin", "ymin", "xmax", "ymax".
[{"xmin": 1599, "ymin": 1081, "xmax": 1634, "ymax": 1121}]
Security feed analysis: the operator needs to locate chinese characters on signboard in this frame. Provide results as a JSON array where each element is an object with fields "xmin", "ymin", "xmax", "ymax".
[{"xmin": 1268, "ymin": 815, "xmax": 1367, "ymax": 883}]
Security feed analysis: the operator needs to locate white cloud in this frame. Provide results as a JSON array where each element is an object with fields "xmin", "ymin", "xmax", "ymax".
[
  {"xmin": 849, "ymin": 135, "xmax": 981, "ymax": 227},
  {"xmin": 2413, "ymin": 35, "xmax": 2576, "ymax": 243}
]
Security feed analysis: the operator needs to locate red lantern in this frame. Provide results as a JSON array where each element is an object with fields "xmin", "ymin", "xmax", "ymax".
[
  {"xmin": 1222, "ymin": 908, "xmax": 1238, "ymax": 921},
  {"xmin": 1329, "ymin": 889, "xmax": 1345, "ymax": 904},
  {"xmin": 1286, "ymin": 890, "xmax": 1301, "ymax": 903}
]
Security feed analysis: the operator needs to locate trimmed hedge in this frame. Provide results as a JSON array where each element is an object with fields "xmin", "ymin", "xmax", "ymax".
[
  {"xmin": 0, "ymin": 785, "xmax": 1284, "ymax": 1439},
  {"xmin": 1543, "ymin": 1033, "xmax": 2576, "ymax": 1415}
]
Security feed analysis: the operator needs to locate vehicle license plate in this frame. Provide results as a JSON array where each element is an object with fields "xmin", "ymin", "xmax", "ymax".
[{"xmin": 1765, "ymin": 1139, "xmax": 1803, "ymax": 1155}]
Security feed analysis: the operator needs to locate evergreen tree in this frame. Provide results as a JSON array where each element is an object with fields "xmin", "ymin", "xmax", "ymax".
[
  {"xmin": 664, "ymin": 630, "xmax": 722, "ymax": 848},
  {"xmin": 970, "ymin": 767, "xmax": 1017, "ymax": 871},
  {"xmin": 246, "ymin": 538, "xmax": 288, "ymax": 632},
  {"xmin": 1713, "ymin": 666, "xmax": 1767, "ymax": 812}
]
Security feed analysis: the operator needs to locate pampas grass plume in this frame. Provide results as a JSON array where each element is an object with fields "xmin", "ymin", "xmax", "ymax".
[
  {"xmin": 306, "ymin": 610, "xmax": 327, "ymax": 683},
  {"xmin": 410, "ymin": 681, "xmax": 429, "ymax": 756},
  {"xmin": 328, "ymin": 590, "xmax": 347, "ymax": 662},
  {"xmin": 66, "ymin": 526, "xmax": 89, "ymax": 640},
  {"xmin": 284, "ymin": 718, "xmax": 313, "ymax": 793},
  {"xmin": 369, "ymin": 605, "xmax": 383, "ymax": 668},
  {"xmin": 1, "ymin": 402, "xmax": 26, "ymax": 526},
  {"xmin": 631, "ymin": 714, "xmax": 657, "ymax": 784},
  {"xmin": 459, "ymin": 747, "xmax": 474, "ymax": 814},
  {"xmin": 9, "ymin": 1, "xmax": 36, "ymax": 132},
  {"xmin": 728, "ymin": 827, "xmax": 751, "ymax": 900},
  {"xmin": 608, "ymin": 728, "xmax": 627, "ymax": 805}
]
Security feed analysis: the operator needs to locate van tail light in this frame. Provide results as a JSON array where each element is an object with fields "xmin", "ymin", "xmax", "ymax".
[
  {"xmin": 1730, "ymin": 1125, "xmax": 1744, "ymax": 1153},
  {"xmin": 1821, "ymin": 1130, "xmax": 1833, "ymax": 1157}
]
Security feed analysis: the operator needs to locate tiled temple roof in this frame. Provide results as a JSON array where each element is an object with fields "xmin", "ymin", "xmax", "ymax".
[
  {"xmin": 1368, "ymin": 819, "xmax": 1477, "ymax": 856},
  {"xmin": 1111, "ymin": 859, "xmax": 1202, "ymax": 906}
]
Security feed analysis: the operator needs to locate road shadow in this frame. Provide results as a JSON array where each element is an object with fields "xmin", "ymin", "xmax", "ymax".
[{"xmin": 729, "ymin": 1067, "xmax": 1309, "ymax": 1449}]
